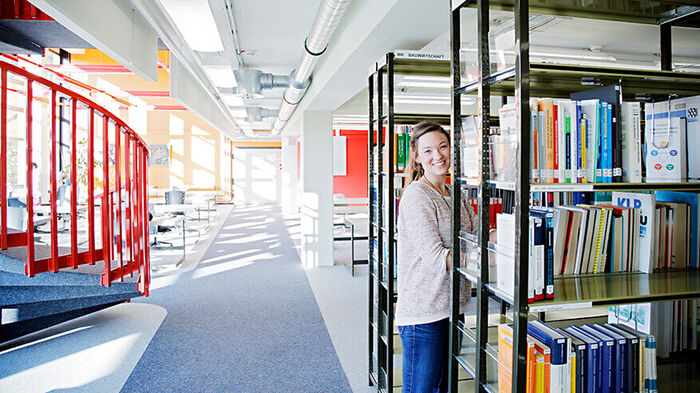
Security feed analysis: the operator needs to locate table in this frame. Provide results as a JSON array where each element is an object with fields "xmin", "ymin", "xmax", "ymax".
[{"xmin": 338, "ymin": 214, "xmax": 368, "ymax": 276}]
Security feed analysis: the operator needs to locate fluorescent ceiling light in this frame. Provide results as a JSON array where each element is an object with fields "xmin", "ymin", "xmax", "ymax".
[
  {"xmin": 228, "ymin": 107, "xmax": 248, "ymax": 118},
  {"xmin": 159, "ymin": 0, "xmax": 224, "ymax": 52},
  {"xmin": 203, "ymin": 65, "xmax": 237, "ymax": 88}
]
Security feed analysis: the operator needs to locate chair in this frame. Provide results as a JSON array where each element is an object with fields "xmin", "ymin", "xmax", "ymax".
[
  {"xmin": 165, "ymin": 190, "xmax": 186, "ymax": 216},
  {"xmin": 148, "ymin": 203, "xmax": 175, "ymax": 247}
]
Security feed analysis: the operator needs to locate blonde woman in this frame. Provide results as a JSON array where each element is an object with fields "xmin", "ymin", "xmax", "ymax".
[{"xmin": 395, "ymin": 120, "xmax": 477, "ymax": 393}]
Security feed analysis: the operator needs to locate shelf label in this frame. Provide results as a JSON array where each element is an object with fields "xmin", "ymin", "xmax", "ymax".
[
  {"xmin": 394, "ymin": 50, "xmax": 448, "ymax": 60},
  {"xmin": 529, "ymin": 301, "xmax": 592, "ymax": 312},
  {"xmin": 533, "ymin": 184, "xmax": 594, "ymax": 192}
]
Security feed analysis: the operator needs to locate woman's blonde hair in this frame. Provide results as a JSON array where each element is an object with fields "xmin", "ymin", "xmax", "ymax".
[{"xmin": 406, "ymin": 120, "xmax": 451, "ymax": 185}]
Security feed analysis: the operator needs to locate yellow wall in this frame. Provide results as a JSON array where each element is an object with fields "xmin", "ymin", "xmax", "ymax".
[{"xmin": 144, "ymin": 108, "xmax": 223, "ymax": 190}]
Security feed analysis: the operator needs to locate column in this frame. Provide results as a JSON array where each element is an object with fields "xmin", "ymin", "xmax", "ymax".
[{"xmin": 300, "ymin": 110, "xmax": 333, "ymax": 268}]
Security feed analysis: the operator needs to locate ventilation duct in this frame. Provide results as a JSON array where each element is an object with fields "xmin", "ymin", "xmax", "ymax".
[
  {"xmin": 272, "ymin": 0, "xmax": 352, "ymax": 135},
  {"xmin": 245, "ymin": 106, "xmax": 279, "ymax": 122},
  {"xmin": 233, "ymin": 69, "xmax": 290, "ymax": 98}
]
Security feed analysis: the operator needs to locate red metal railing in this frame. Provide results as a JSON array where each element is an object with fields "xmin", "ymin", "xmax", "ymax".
[{"xmin": 0, "ymin": 59, "xmax": 150, "ymax": 295}]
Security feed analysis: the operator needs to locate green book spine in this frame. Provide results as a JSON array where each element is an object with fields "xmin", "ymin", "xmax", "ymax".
[{"xmin": 397, "ymin": 127, "xmax": 405, "ymax": 171}]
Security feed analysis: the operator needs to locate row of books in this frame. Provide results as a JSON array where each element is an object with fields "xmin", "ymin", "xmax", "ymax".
[
  {"xmin": 372, "ymin": 125, "xmax": 414, "ymax": 173},
  {"xmin": 466, "ymin": 197, "xmax": 503, "ymax": 230},
  {"xmin": 498, "ymin": 320, "xmax": 658, "ymax": 393},
  {"xmin": 493, "ymin": 191, "xmax": 699, "ymax": 303},
  {"xmin": 491, "ymin": 89, "xmax": 700, "ymax": 184},
  {"xmin": 610, "ymin": 299, "xmax": 698, "ymax": 360}
]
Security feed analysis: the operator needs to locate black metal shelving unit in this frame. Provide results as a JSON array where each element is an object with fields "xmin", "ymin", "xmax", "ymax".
[
  {"xmin": 368, "ymin": 52, "xmax": 454, "ymax": 392},
  {"xmin": 448, "ymin": 1, "xmax": 700, "ymax": 392}
]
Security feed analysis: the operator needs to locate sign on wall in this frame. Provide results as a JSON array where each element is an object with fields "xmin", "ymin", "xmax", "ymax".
[
  {"xmin": 333, "ymin": 136, "xmax": 347, "ymax": 176},
  {"xmin": 149, "ymin": 144, "xmax": 170, "ymax": 166}
]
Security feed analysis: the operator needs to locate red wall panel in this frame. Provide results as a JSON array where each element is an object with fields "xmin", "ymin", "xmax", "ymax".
[{"xmin": 333, "ymin": 129, "xmax": 368, "ymax": 198}]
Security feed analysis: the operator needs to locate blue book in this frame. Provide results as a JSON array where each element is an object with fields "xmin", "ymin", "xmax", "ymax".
[
  {"xmin": 529, "ymin": 320, "xmax": 569, "ymax": 391},
  {"xmin": 600, "ymin": 101, "xmax": 613, "ymax": 183},
  {"xmin": 606, "ymin": 324, "xmax": 640, "ymax": 393},
  {"xmin": 579, "ymin": 324, "xmax": 615, "ymax": 393},
  {"xmin": 656, "ymin": 191, "xmax": 699, "ymax": 268},
  {"xmin": 566, "ymin": 326, "xmax": 600, "ymax": 393},
  {"xmin": 558, "ymin": 328, "xmax": 587, "ymax": 393},
  {"xmin": 594, "ymin": 324, "xmax": 628, "ymax": 393}
]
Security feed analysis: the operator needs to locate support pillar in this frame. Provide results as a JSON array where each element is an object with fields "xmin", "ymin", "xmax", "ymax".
[{"xmin": 300, "ymin": 111, "xmax": 333, "ymax": 268}]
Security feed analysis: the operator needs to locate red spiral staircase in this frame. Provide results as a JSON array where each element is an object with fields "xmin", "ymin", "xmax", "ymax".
[{"xmin": 0, "ymin": 56, "xmax": 151, "ymax": 344}]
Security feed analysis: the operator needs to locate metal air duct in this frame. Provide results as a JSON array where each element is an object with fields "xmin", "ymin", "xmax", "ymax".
[
  {"xmin": 272, "ymin": 0, "xmax": 352, "ymax": 134},
  {"xmin": 233, "ymin": 69, "xmax": 290, "ymax": 98},
  {"xmin": 245, "ymin": 106, "xmax": 279, "ymax": 122}
]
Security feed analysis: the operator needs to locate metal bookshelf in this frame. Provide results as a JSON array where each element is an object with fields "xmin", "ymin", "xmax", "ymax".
[
  {"xmin": 368, "ymin": 52, "xmax": 452, "ymax": 392},
  {"xmin": 448, "ymin": 1, "xmax": 700, "ymax": 392}
]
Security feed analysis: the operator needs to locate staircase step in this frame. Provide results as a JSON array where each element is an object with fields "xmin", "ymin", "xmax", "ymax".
[
  {"xmin": 1, "ymin": 292, "xmax": 138, "ymax": 323},
  {"xmin": 0, "ymin": 248, "xmax": 140, "ymax": 284},
  {"xmin": 0, "ymin": 301, "xmax": 124, "ymax": 344},
  {"xmin": 0, "ymin": 284, "xmax": 139, "ymax": 307}
]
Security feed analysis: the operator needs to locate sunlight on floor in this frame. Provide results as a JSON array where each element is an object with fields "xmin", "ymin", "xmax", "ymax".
[{"xmin": 0, "ymin": 303, "xmax": 166, "ymax": 393}]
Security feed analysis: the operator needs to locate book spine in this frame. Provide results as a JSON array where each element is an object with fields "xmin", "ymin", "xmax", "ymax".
[
  {"xmin": 576, "ymin": 102, "xmax": 584, "ymax": 183},
  {"xmin": 613, "ymin": 100, "xmax": 623, "ymax": 182},
  {"xmin": 545, "ymin": 213, "xmax": 555, "ymax": 299},
  {"xmin": 565, "ymin": 111, "xmax": 572, "ymax": 183},
  {"xmin": 532, "ymin": 110, "xmax": 540, "ymax": 183},
  {"xmin": 553, "ymin": 104, "xmax": 559, "ymax": 183}
]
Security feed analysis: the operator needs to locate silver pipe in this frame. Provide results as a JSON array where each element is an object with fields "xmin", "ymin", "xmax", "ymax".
[{"xmin": 273, "ymin": 0, "xmax": 352, "ymax": 134}]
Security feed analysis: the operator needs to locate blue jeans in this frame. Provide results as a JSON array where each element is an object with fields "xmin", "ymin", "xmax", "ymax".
[{"xmin": 398, "ymin": 318, "xmax": 449, "ymax": 393}]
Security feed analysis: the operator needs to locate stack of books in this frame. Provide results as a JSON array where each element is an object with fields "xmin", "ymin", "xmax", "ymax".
[{"xmin": 498, "ymin": 321, "xmax": 658, "ymax": 393}]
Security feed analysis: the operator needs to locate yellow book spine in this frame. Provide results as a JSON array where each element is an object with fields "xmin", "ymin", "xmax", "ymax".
[
  {"xmin": 535, "ymin": 353, "xmax": 545, "ymax": 393},
  {"xmin": 593, "ymin": 209, "xmax": 606, "ymax": 273},
  {"xmin": 570, "ymin": 352, "xmax": 576, "ymax": 393}
]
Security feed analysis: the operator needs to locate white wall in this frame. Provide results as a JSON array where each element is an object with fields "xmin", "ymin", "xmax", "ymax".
[
  {"xmin": 281, "ymin": 134, "xmax": 300, "ymax": 215},
  {"xmin": 232, "ymin": 147, "xmax": 282, "ymax": 204}
]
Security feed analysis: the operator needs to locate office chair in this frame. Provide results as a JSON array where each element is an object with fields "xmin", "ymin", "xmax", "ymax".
[{"xmin": 148, "ymin": 203, "xmax": 174, "ymax": 247}]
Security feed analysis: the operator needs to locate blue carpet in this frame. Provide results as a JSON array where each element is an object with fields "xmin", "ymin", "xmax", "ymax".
[{"xmin": 121, "ymin": 204, "xmax": 352, "ymax": 393}]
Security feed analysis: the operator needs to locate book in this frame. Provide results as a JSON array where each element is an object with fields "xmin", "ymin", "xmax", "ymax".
[
  {"xmin": 621, "ymin": 102, "xmax": 643, "ymax": 183},
  {"xmin": 528, "ymin": 320, "xmax": 569, "ymax": 393},
  {"xmin": 557, "ymin": 328, "xmax": 586, "ymax": 393},
  {"xmin": 656, "ymin": 191, "xmax": 700, "ymax": 268},
  {"xmin": 605, "ymin": 324, "xmax": 640, "ymax": 393},
  {"xmin": 593, "ymin": 324, "xmax": 628, "ymax": 393},
  {"xmin": 564, "ymin": 327, "xmax": 599, "ymax": 393},
  {"xmin": 576, "ymin": 325, "xmax": 614, "ymax": 393},
  {"xmin": 613, "ymin": 192, "xmax": 656, "ymax": 273},
  {"xmin": 668, "ymin": 95, "xmax": 700, "ymax": 180}
]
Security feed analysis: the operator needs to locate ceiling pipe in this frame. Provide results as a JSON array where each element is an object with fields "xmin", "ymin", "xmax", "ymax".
[
  {"xmin": 245, "ymin": 106, "xmax": 279, "ymax": 122},
  {"xmin": 272, "ymin": 0, "xmax": 352, "ymax": 135},
  {"xmin": 233, "ymin": 69, "xmax": 291, "ymax": 97}
]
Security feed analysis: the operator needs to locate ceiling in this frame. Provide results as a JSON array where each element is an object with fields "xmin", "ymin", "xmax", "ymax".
[{"xmin": 1, "ymin": 1, "xmax": 699, "ymax": 137}]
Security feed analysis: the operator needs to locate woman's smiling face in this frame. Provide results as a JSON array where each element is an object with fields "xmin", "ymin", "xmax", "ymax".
[{"xmin": 415, "ymin": 130, "xmax": 450, "ymax": 178}]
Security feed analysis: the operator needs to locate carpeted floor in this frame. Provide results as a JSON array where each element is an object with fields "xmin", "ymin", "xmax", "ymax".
[{"xmin": 121, "ymin": 204, "xmax": 352, "ymax": 392}]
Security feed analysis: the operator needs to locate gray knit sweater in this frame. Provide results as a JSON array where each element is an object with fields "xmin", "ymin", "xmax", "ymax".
[{"xmin": 395, "ymin": 180, "xmax": 478, "ymax": 326}]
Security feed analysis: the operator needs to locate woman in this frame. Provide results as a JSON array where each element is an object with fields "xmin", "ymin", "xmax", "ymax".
[{"xmin": 396, "ymin": 120, "xmax": 478, "ymax": 393}]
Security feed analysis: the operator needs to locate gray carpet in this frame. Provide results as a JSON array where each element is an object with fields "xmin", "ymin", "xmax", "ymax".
[{"xmin": 121, "ymin": 204, "xmax": 352, "ymax": 392}]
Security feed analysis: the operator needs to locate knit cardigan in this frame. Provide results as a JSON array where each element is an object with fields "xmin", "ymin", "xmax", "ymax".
[{"xmin": 395, "ymin": 180, "xmax": 478, "ymax": 326}]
